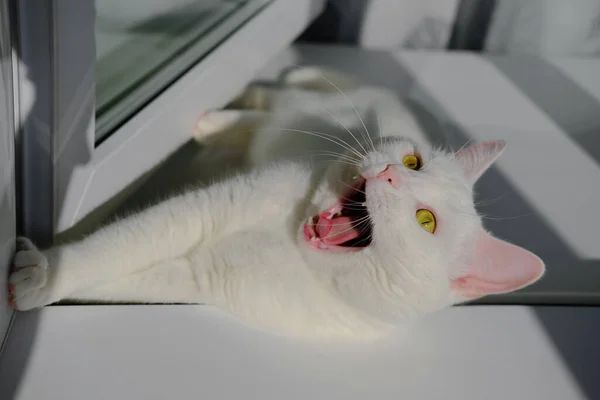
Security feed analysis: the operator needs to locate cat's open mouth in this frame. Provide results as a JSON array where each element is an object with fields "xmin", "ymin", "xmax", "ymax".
[{"xmin": 303, "ymin": 178, "xmax": 372, "ymax": 252}]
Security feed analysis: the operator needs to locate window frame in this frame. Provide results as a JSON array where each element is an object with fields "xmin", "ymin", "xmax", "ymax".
[
  {"xmin": 0, "ymin": 0, "xmax": 16, "ymax": 353},
  {"xmin": 14, "ymin": 0, "xmax": 325, "ymax": 244},
  {"xmin": 95, "ymin": 0, "xmax": 273, "ymax": 141}
]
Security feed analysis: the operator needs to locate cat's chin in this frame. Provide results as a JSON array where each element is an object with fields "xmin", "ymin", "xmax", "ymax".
[{"xmin": 303, "ymin": 178, "xmax": 372, "ymax": 253}]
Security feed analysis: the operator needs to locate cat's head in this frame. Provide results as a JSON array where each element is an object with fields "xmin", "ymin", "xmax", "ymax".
[{"xmin": 301, "ymin": 137, "xmax": 545, "ymax": 321}]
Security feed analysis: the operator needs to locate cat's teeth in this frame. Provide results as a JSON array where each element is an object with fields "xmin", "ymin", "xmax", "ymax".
[
  {"xmin": 327, "ymin": 210, "xmax": 342, "ymax": 219},
  {"xmin": 308, "ymin": 217, "xmax": 314, "ymax": 225},
  {"xmin": 362, "ymin": 202, "xmax": 367, "ymax": 207},
  {"xmin": 353, "ymin": 175, "xmax": 359, "ymax": 180},
  {"xmin": 311, "ymin": 236, "xmax": 317, "ymax": 242}
]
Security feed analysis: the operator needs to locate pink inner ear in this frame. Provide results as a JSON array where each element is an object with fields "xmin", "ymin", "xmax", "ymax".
[
  {"xmin": 451, "ymin": 230, "xmax": 545, "ymax": 299},
  {"xmin": 456, "ymin": 140, "xmax": 506, "ymax": 182}
]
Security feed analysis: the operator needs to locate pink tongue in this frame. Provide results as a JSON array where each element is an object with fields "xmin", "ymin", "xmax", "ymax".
[{"xmin": 316, "ymin": 216, "xmax": 361, "ymax": 246}]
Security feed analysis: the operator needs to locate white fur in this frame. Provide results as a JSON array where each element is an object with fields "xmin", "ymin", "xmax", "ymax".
[{"xmin": 9, "ymin": 68, "xmax": 502, "ymax": 340}]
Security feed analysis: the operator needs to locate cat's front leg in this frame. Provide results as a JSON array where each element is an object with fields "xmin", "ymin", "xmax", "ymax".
[
  {"xmin": 58, "ymin": 247, "xmax": 217, "ymax": 306},
  {"xmin": 8, "ymin": 189, "xmax": 222, "ymax": 309},
  {"xmin": 66, "ymin": 256, "xmax": 204, "ymax": 305},
  {"xmin": 8, "ymin": 238, "xmax": 204, "ymax": 309},
  {"xmin": 227, "ymin": 66, "xmax": 359, "ymax": 110},
  {"xmin": 9, "ymin": 164, "xmax": 309, "ymax": 309}
]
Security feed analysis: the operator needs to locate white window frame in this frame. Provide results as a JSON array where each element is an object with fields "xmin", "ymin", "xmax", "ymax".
[{"xmin": 13, "ymin": 0, "xmax": 325, "ymax": 244}]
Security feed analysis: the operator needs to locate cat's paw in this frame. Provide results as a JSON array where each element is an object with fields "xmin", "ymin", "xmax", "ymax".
[
  {"xmin": 279, "ymin": 66, "xmax": 358, "ymax": 92},
  {"xmin": 8, "ymin": 237, "xmax": 51, "ymax": 310},
  {"xmin": 195, "ymin": 110, "xmax": 240, "ymax": 139},
  {"xmin": 194, "ymin": 110, "xmax": 260, "ymax": 142}
]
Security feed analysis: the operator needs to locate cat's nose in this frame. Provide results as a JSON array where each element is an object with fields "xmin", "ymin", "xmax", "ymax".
[{"xmin": 375, "ymin": 165, "xmax": 402, "ymax": 188}]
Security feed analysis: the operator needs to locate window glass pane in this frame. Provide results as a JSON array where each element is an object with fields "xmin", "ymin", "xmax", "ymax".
[{"xmin": 95, "ymin": 0, "xmax": 270, "ymax": 143}]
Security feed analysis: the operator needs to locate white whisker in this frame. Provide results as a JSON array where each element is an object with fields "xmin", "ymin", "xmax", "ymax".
[
  {"xmin": 454, "ymin": 140, "xmax": 473, "ymax": 155},
  {"xmin": 315, "ymin": 159, "xmax": 361, "ymax": 168},
  {"xmin": 479, "ymin": 213, "xmax": 533, "ymax": 221},
  {"xmin": 250, "ymin": 127, "xmax": 364, "ymax": 159},
  {"xmin": 313, "ymin": 154, "xmax": 361, "ymax": 165},
  {"xmin": 474, "ymin": 195, "xmax": 505, "ymax": 207},
  {"xmin": 322, "ymin": 108, "xmax": 369, "ymax": 157},
  {"xmin": 367, "ymin": 107, "xmax": 380, "ymax": 152},
  {"xmin": 311, "ymin": 150, "xmax": 362, "ymax": 165},
  {"xmin": 317, "ymin": 74, "xmax": 373, "ymax": 156},
  {"xmin": 318, "ymin": 215, "xmax": 372, "ymax": 239},
  {"xmin": 338, "ymin": 180, "xmax": 366, "ymax": 194},
  {"xmin": 338, "ymin": 196, "xmax": 369, "ymax": 208},
  {"xmin": 277, "ymin": 128, "xmax": 365, "ymax": 160}
]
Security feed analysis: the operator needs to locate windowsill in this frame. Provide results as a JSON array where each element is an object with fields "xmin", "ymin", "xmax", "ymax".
[{"xmin": 0, "ymin": 305, "xmax": 597, "ymax": 399}]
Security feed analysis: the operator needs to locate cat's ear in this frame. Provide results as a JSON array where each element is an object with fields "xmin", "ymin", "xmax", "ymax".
[
  {"xmin": 451, "ymin": 229, "xmax": 545, "ymax": 299},
  {"xmin": 455, "ymin": 140, "xmax": 505, "ymax": 182}
]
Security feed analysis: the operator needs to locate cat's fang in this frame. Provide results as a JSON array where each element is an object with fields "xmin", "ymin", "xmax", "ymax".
[{"xmin": 327, "ymin": 205, "xmax": 343, "ymax": 219}]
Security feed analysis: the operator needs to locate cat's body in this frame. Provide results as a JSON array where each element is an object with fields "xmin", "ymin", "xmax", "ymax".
[{"xmin": 8, "ymin": 67, "xmax": 545, "ymax": 340}]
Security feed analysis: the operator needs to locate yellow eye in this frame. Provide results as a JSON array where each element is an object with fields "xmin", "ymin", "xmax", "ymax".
[
  {"xmin": 416, "ymin": 209, "xmax": 436, "ymax": 233},
  {"xmin": 402, "ymin": 155, "xmax": 421, "ymax": 170}
]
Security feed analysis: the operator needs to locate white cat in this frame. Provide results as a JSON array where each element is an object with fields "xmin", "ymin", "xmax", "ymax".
[{"xmin": 8, "ymin": 67, "xmax": 545, "ymax": 340}]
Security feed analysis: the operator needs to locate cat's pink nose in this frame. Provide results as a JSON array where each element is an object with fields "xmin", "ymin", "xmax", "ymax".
[{"xmin": 376, "ymin": 165, "xmax": 401, "ymax": 188}]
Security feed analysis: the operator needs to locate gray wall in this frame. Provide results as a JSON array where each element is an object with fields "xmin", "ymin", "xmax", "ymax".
[{"xmin": 299, "ymin": 0, "xmax": 600, "ymax": 56}]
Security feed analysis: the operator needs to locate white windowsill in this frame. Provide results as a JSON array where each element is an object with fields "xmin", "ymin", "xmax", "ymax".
[{"xmin": 0, "ymin": 305, "xmax": 597, "ymax": 399}]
